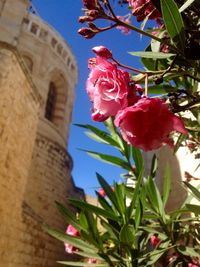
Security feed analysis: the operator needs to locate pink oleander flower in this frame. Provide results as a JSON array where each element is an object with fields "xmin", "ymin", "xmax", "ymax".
[
  {"xmin": 86, "ymin": 55, "xmax": 130, "ymax": 121},
  {"xmin": 116, "ymin": 15, "xmax": 131, "ymax": 35},
  {"xmin": 98, "ymin": 188, "xmax": 106, "ymax": 197},
  {"xmin": 127, "ymin": 0, "xmax": 161, "ymax": 22},
  {"xmin": 188, "ymin": 264, "xmax": 200, "ymax": 267},
  {"xmin": 64, "ymin": 225, "xmax": 80, "ymax": 254},
  {"xmin": 114, "ymin": 97, "xmax": 188, "ymax": 151},
  {"xmin": 87, "ymin": 258, "xmax": 97, "ymax": 263},
  {"xmin": 92, "ymin": 46, "xmax": 112, "ymax": 59},
  {"xmin": 150, "ymin": 235, "xmax": 161, "ymax": 247}
]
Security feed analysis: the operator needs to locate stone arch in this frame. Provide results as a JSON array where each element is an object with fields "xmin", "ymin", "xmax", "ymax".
[
  {"xmin": 21, "ymin": 54, "xmax": 34, "ymax": 73},
  {"xmin": 45, "ymin": 69, "xmax": 68, "ymax": 128}
]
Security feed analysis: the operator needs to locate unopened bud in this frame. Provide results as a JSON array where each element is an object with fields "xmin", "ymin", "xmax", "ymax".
[
  {"xmin": 88, "ymin": 22, "xmax": 99, "ymax": 31},
  {"xmin": 150, "ymin": 235, "xmax": 161, "ymax": 247},
  {"xmin": 92, "ymin": 46, "xmax": 112, "ymax": 59},
  {"xmin": 82, "ymin": 0, "xmax": 98, "ymax": 10},
  {"xmin": 78, "ymin": 16, "xmax": 89, "ymax": 23},
  {"xmin": 154, "ymin": 76, "xmax": 163, "ymax": 85},
  {"xmin": 78, "ymin": 27, "xmax": 97, "ymax": 39}
]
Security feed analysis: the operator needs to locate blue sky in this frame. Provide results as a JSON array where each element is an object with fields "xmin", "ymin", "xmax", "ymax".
[{"xmin": 32, "ymin": 0, "xmax": 149, "ymax": 196}]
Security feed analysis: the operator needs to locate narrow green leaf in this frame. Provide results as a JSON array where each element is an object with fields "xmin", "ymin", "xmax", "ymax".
[
  {"xmin": 132, "ymin": 146, "xmax": 144, "ymax": 175},
  {"xmin": 55, "ymin": 202, "xmax": 85, "ymax": 232},
  {"xmin": 135, "ymin": 200, "xmax": 142, "ymax": 230},
  {"xmin": 150, "ymin": 154, "xmax": 158, "ymax": 178},
  {"xmin": 145, "ymin": 176, "xmax": 166, "ymax": 222},
  {"xmin": 148, "ymin": 85, "xmax": 177, "ymax": 95},
  {"xmin": 127, "ymin": 166, "xmax": 144, "ymax": 219},
  {"xmin": 57, "ymin": 261, "xmax": 109, "ymax": 267},
  {"xmin": 160, "ymin": 0, "xmax": 185, "ymax": 52},
  {"xmin": 79, "ymin": 149, "xmax": 132, "ymax": 171},
  {"xmin": 178, "ymin": 246, "xmax": 200, "ymax": 258},
  {"xmin": 184, "ymin": 181, "xmax": 200, "ymax": 201},
  {"xmin": 114, "ymin": 183, "xmax": 126, "ymax": 215},
  {"xmin": 128, "ymin": 51, "xmax": 175, "ymax": 59},
  {"xmin": 69, "ymin": 198, "xmax": 119, "ymax": 221},
  {"xmin": 96, "ymin": 173, "xmax": 121, "ymax": 214},
  {"xmin": 186, "ymin": 204, "xmax": 200, "ymax": 215},
  {"xmin": 44, "ymin": 225, "xmax": 97, "ymax": 252},
  {"xmin": 179, "ymin": 0, "xmax": 196, "ymax": 13},
  {"xmin": 162, "ymin": 164, "xmax": 171, "ymax": 207},
  {"xmin": 75, "ymin": 124, "xmax": 119, "ymax": 148},
  {"xmin": 74, "ymin": 251, "xmax": 104, "ymax": 260}
]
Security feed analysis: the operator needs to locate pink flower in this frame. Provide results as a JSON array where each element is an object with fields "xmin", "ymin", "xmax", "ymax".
[
  {"xmin": 86, "ymin": 56, "xmax": 130, "ymax": 121},
  {"xmin": 127, "ymin": 0, "xmax": 160, "ymax": 22},
  {"xmin": 114, "ymin": 97, "xmax": 188, "ymax": 151},
  {"xmin": 98, "ymin": 188, "xmax": 106, "ymax": 197},
  {"xmin": 64, "ymin": 225, "xmax": 80, "ymax": 254},
  {"xmin": 116, "ymin": 15, "xmax": 131, "ymax": 35},
  {"xmin": 92, "ymin": 46, "xmax": 112, "ymax": 59},
  {"xmin": 188, "ymin": 264, "xmax": 199, "ymax": 267},
  {"xmin": 87, "ymin": 258, "xmax": 97, "ymax": 263},
  {"xmin": 150, "ymin": 235, "xmax": 161, "ymax": 247}
]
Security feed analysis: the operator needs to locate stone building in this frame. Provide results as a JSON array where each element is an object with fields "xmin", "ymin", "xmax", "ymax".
[{"xmin": 0, "ymin": 0, "xmax": 84, "ymax": 266}]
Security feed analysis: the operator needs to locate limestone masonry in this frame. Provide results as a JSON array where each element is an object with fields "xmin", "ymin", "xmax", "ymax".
[{"xmin": 0, "ymin": 0, "xmax": 84, "ymax": 266}]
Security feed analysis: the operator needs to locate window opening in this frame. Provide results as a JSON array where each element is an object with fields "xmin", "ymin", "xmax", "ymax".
[{"xmin": 45, "ymin": 82, "xmax": 57, "ymax": 122}]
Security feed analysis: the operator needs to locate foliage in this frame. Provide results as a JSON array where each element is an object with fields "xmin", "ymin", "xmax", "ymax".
[{"xmin": 45, "ymin": 0, "xmax": 200, "ymax": 266}]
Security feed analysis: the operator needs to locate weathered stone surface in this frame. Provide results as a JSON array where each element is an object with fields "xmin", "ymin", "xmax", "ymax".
[{"xmin": 0, "ymin": 1, "xmax": 83, "ymax": 266}]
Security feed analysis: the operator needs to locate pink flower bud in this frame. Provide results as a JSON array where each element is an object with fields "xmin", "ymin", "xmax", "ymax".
[
  {"xmin": 82, "ymin": 0, "xmax": 97, "ymax": 10},
  {"xmin": 150, "ymin": 235, "xmax": 161, "ymax": 247},
  {"xmin": 98, "ymin": 188, "xmax": 106, "ymax": 197},
  {"xmin": 78, "ymin": 28, "xmax": 97, "ymax": 39},
  {"xmin": 64, "ymin": 225, "xmax": 80, "ymax": 254},
  {"xmin": 92, "ymin": 46, "xmax": 113, "ymax": 59},
  {"xmin": 87, "ymin": 258, "xmax": 97, "ymax": 263}
]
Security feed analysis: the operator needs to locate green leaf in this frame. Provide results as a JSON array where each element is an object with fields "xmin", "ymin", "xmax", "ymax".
[
  {"xmin": 135, "ymin": 199, "xmax": 142, "ymax": 230},
  {"xmin": 69, "ymin": 198, "xmax": 119, "ymax": 221},
  {"xmin": 132, "ymin": 146, "xmax": 144, "ymax": 175},
  {"xmin": 96, "ymin": 173, "xmax": 123, "ymax": 215},
  {"xmin": 148, "ymin": 85, "xmax": 177, "ymax": 95},
  {"xmin": 162, "ymin": 164, "xmax": 171, "ymax": 207},
  {"xmin": 74, "ymin": 251, "xmax": 104, "ymax": 260},
  {"xmin": 128, "ymin": 51, "xmax": 175, "ymax": 59},
  {"xmin": 75, "ymin": 124, "xmax": 119, "ymax": 148},
  {"xmin": 150, "ymin": 154, "xmax": 158, "ymax": 178},
  {"xmin": 57, "ymin": 261, "xmax": 109, "ymax": 267},
  {"xmin": 179, "ymin": 0, "xmax": 196, "ymax": 13},
  {"xmin": 141, "ymin": 45, "xmax": 157, "ymax": 71},
  {"xmin": 184, "ymin": 181, "xmax": 200, "ymax": 201},
  {"xmin": 79, "ymin": 149, "xmax": 132, "ymax": 171},
  {"xmin": 186, "ymin": 204, "xmax": 200, "ymax": 215},
  {"xmin": 55, "ymin": 202, "xmax": 85, "ymax": 231},
  {"xmin": 145, "ymin": 176, "xmax": 166, "ymax": 222},
  {"xmin": 114, "ymin": 183, "xmax": 126, "ymax": 215},
  {"xmin": 127, "ymin": 166, "xmax": 144, "ymax": 219},
  {"xmin": 44, "ymin": 225, "xmax": 97, "ymax": 252},
  {"xmin": 178, "ymin": 246, "xmax": 200, "ymax": 258},
  {"xmin": 160, "ymin": 0, "xmax": 185, "ymax": 52}
]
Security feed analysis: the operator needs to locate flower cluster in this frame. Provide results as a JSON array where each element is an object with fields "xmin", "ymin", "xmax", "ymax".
[
  {"xmin": 64, "ymin": 224, "xmax": 97, "ymax": 263},
  {"xmin": 127, "ymin": 0, "xmax": 161, "ymax": 22},
  {"xmin": 86, "ymin": 46, "xmax": 187, "ymax": 151}
]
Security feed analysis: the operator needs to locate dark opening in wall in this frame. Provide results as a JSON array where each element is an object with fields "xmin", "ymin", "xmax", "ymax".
[{"xmin": 45, "ymin": 82, "xmax": 57, "ymax": 122}]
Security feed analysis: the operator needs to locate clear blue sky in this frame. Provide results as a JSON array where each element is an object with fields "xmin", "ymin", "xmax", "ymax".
[{"xmin": 32, "ymin": 0, "xmax": 149, "ymax": 196}]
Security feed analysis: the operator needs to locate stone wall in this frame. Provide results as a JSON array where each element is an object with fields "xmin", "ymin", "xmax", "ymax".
[{"xmin": 0, "ymin": 45, "xmax": 40, "ymax": 266}]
